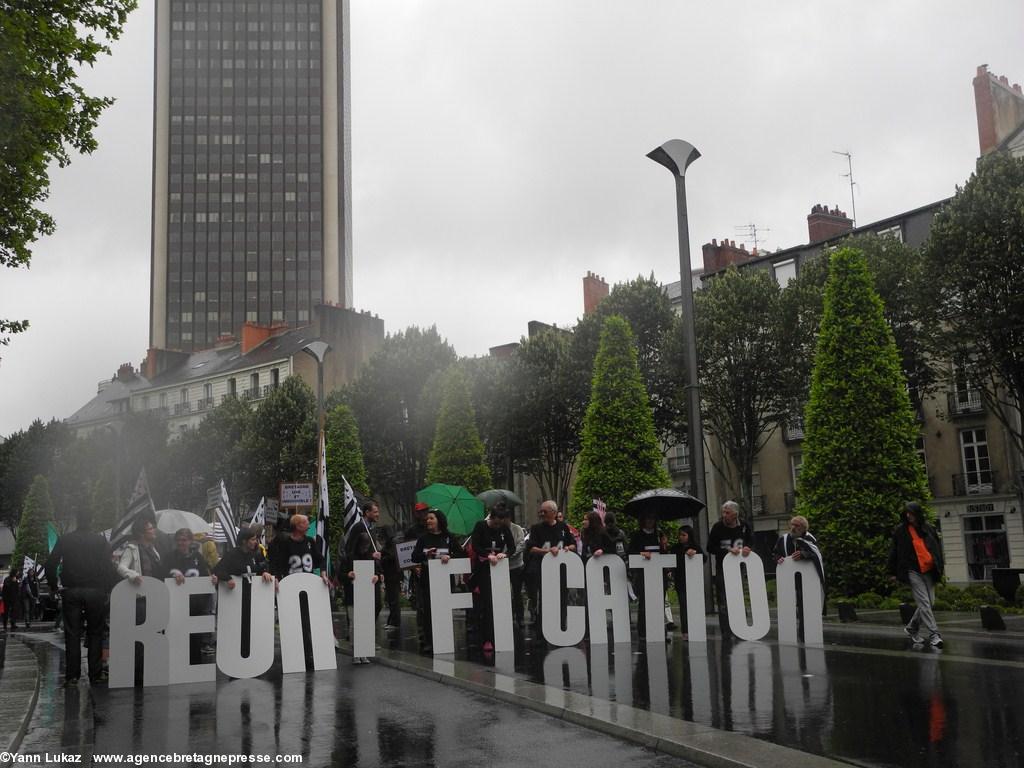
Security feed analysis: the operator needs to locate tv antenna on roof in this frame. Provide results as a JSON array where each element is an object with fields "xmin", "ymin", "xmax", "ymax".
[
  {"xmin": 832, "ymin": 150, "xmax": 857, "ymax": 227},
  {"xmin": 734, "ymin": 223, "xmax": 770, "ymax": 252}
]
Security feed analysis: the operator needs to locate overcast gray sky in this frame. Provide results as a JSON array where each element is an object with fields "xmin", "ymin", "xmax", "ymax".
[{"xmin": 1, "ymin": 1, "xmax": 1021, "ymax": 437}]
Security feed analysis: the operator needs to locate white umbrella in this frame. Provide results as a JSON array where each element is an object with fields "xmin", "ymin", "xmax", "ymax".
[{"xmin": 156, "ymin": 509, "xmax": 212, "ymax": 535}]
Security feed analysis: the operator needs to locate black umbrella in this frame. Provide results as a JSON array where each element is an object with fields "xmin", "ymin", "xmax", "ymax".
[{"xmin": 623, "ymin": 488, "xmax": 706, "ymax": 521}]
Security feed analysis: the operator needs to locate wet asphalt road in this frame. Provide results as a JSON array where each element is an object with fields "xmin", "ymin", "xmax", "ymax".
[{"xmin": 17, "ymin": 631, "xmax": 695, "ymax": 768}]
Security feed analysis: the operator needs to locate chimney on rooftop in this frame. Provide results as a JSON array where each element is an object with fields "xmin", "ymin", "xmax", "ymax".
[
  {"xmin": 807, "ymin": 203, "xmax": 854, "ymax": 243},
  {"xmin": 116, "ymin": 363, "xmax": 136, "ymax": 382},
  {"xmin": 583, "ymin": 271, "xmax": 609, "ymax": 315},
  {"xmin": 973, "ymin": 64, "xmax": 1024, "ymax": 156},
  {"xmin": 702, "ymin": 238, "xmax": 754, "ymax": 273}
]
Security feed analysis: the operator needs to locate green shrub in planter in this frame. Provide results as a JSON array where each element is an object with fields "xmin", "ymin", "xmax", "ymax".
[{"xmin": 854, "ymin": 592, "xmax": 883, "ymax": 609}]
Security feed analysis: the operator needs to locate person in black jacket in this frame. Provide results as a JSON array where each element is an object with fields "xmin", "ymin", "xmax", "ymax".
[
  {"xmin": 526, "ymin": 500, "xmax": 577, "ymax": 635},
  {"xmin": 268, "ymin": 514, "xmax": 328, "ymax": 584},
  {"xmin": 772, "ymin": 516, "xmax": 824, "ymax": 641},
  {"xmin": 410, "ymin": 509, "xmax": 463, "ymax": 651},
  {"xmin": 628, "ymin": 510, "xmax": 668, "ymax": 638},
  {"xmin": 167, "ymin": 528, "xmax": 218, "ymax": 661},
  {"xmin": 469, "ymin": 506, "xmax": 517, "ymax": 652},
  {"xmin": 669, "ymin": 525, "xmax": 705, "ymax": 637},
  {"xmin": 707, "ymin": 501, "xmax": 753, "ymax": 638},
  {"xmin": 45, "ymin": 507, "xmax": 119, "ymax": 685},
  {"xmin": 888, "ymin": 501, "xmax": 944, "ymax": 648},
  {"xmin": 213, "ymin": 526, "xmax": 274, "ymax": 589}
]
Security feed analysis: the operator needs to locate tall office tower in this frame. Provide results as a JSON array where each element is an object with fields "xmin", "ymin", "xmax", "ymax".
[{"xmin": 150, "ymin": 0, "xmax": 352, "ymax": 352}]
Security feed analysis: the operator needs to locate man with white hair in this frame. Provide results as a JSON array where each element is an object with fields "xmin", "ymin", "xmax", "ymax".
[{"xmin": 707, "ymin": 500, "xmax": 753, "ymax": 638}]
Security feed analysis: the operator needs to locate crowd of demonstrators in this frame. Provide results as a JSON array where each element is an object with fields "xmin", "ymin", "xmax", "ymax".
[
  {"xmin": 889, "ymin": 501, "xmax": 944, "ymax": 648},
  {"xmin": 669, "ymin": 525, "xmax": 704, "ymax": 637},
  {"xmin": 410, "ymin": 509, "xmax": 463, "ymax": 651}
]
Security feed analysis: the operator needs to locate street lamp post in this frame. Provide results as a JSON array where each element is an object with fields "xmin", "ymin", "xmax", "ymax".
[
  {"xmin": 646, "ymin": 139, "xmax": 708, "ymax": 518},
  {"xmin": 301, "ymin": 341, "xmax": 331, "ymax": 434}
]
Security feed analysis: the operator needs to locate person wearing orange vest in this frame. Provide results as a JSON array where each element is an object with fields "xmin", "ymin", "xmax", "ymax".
[{"xmin": 888, "ymin": 501, "xmax": 944, "ymax": 648}]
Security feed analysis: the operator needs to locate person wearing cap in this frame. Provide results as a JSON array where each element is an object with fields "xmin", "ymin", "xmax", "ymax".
[{"xmin": 468, "ymin": 503, "xmax": 516, "ymax": 652}]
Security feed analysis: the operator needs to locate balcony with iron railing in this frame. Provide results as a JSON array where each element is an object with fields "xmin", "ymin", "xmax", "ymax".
[
  {"xmin": 196, "ymin": 397, "xmax": 215, "ymax": 411},
  {"xmin": 947, "ymin": 388, "xmax": 984, "ymax": 417},
  {"xmin": 952, "ymin": 470, "xmax": 997, "ymax": 497},
  {"xmin": 751, "ymin": 495, "xmax": 767, "ymax": 515},
  {"xmin": 782, "ymin": 418, "xmax": 804, "ymax": 443},
  {"xmin": 667, "ymin": 456, "xmax": 690, "ymax": 475},
  {"xmin": 172, "ymin": 401, "xmax": 192, "ymax": 416}
]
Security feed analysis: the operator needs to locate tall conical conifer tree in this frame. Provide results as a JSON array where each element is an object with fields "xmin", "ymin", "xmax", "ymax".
[
  {"xmin": 570, "ymin": 315, "xmax": 670, "ymax": 524},
  {"xmin": 797, "ymin": 248, "xmax": 929, "ymax": 596}
]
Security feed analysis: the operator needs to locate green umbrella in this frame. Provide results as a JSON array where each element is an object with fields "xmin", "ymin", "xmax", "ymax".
[
  {"xmin": 476, "ymin": 489, "xmax": 524, "ymax": 510},
  {"xmin": 416, "ymin": 483, "xmax": 486, "ymax": 536}
]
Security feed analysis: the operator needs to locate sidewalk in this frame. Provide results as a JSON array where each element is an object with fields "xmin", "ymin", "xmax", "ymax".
[{"xmin": 0, "ymin": 634, "xmax": 40, "ymax": 764}]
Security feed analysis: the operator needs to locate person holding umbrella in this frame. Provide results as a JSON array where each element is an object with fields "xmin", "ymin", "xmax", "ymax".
[
  {"xmin": 468, "ymin": 504, "xmax": 516, "ymax": 653},
  {"xmin": 411, "ymin": 509, "xmax": 463, "ymax": 652}
]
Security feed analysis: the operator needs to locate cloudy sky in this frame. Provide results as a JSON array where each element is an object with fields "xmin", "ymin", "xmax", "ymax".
[{"xmin": 1, "ymin": 1, "xmax": 1021, "ymax": 437}]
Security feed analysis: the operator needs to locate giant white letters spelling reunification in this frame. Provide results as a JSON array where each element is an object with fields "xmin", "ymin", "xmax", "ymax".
[{"xmin": 109, "ymin": 549, "xmax": 823, "ymax": 686}]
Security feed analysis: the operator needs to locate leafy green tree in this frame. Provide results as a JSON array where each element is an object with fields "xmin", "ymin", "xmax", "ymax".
[
  {"xmin": 1, "ymin": 1, "xmax": 137, "ymax": 347},
  {"xmin": 0, "ymin": 419, "xmax": 71, "ymax": 527},
  {"xmin": 509, "ymin": 328, "xmax": 587, "ymax": 511},
  {"xmin": 345, "ymin": 326, "xmax": 457, "ymax": 525},
  {"xmin": 166, "ymin": 395, "xmax": 256, "ymax": 512},
  {"xmin": 461, "ymin": 355, "xmax": 515, "ymax": 490},
  {"xmin": 89, "ymin": 464, "xmax": 119, "ymax": 533},
  {"xmin": 783, "ymin": 233, "xmax": 936, "ymax": 407},
  {"xmin": 245, "ymin": 377, "xmax": 318, "ymax": 501},
  {"xmin": 923, "ymin": 152, "xmax": 1024, "ymax": 460},
  {"xmin": 696, "ymin": 266, "xmax": 799, "ymax": 522},
  {"xmin": 572, "ymin": 275, "xmax": 688, "ymax": 451},
  {"xmin": 11, "ymin": 474, "xmax": 54, "ymax": 575},
  {"xmin": 323, "ymin": 403, "xmax": 370, "ymax": 556},
  {"xmin": 797, "ymin": 248, "xmax": 930, "ymax": 597},
  {"xmin": 425, "ymin": 367, "xmax": 493, "ymax": 495},
  {"xmin": 570, "ymin": 316, "xmax": 671, "ymax": 524}
]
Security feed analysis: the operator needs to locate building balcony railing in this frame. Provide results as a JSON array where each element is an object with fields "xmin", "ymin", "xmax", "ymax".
[
  {"xmin": 172, "ymin": 402, "xmax": 191, "ymax": 416},
  {"xmin": 784, "ymin": 491, "xmax": 798, "ymax": 514},
  {"xmin": 751, "ymin": 495, "xmax": 767, "ymax": 516},
  {"xmin": 947, "ymin": 389, "xmax": 984, "ymax": 417},
  {"xmin": 196, "ymin": 397, "xmax": 215, "ymax": 411},
  {"xmin": 783, "ymin": 421, "xmax": 804, "ymax": 443},
  {"xmin": 242, "ymin": 388, "xmax": 263, "ymax": 402},
  {"xmin": 952, "ymin": 471, "xmax": 997, "ymax": 497},
  {"xmin": 667, "ymin": 456, "xmax": 690, "ymax": 474}
]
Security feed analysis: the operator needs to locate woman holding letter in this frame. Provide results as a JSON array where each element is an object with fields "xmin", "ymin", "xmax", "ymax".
[{"xmin": 411, "ymin": 509, "xmax": 463, "ymax": 653}]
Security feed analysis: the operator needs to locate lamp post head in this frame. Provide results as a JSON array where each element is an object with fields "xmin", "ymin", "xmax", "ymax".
[
  {"xmin": 301, "ymin": 340, "xmax": 330, "ymax": 365},
  {"xmin": 647, "ymin": 139, "xmax": 700, "ymax": 178}
]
